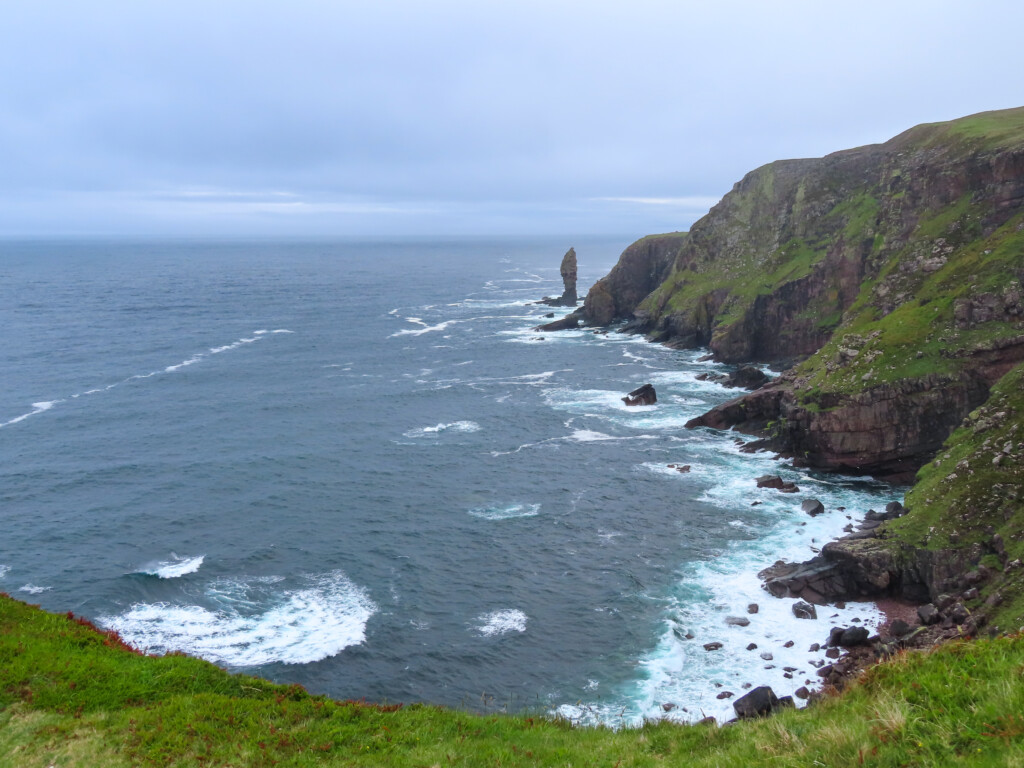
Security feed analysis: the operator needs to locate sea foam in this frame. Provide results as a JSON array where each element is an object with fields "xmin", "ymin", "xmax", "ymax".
[
  {"xmin": 101, "ymin": 570, "xmax": 376, "ymax": 667},
  {"xmin": 475, "ymin": 609, "xmax": 528, "ymax": 637},
  {"xmin": 139, "ymin": 554, "xmax": 205, "ymax": 579},
  {"xmin": 469, "ymin": 503, "xmax": 540, "ymax": 521}
]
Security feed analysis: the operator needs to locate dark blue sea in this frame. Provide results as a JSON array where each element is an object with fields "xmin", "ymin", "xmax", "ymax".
[{"xmin": 0, "ymin": 238, "xmax": 896, "ymax": 723}]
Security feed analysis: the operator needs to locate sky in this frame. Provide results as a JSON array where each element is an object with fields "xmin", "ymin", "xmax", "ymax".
[{"xmin": 1, "ymin": 0, "xmax": 1022, "ymax": 238}]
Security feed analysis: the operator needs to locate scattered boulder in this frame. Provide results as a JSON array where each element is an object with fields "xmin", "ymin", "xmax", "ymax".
[
  {"xmin": 724, "ymin": 366, "xmax": 770, "ymax": 390},
  {"xmin": 756, "ymin": 475, "xmax": 800, "ymax": 493},
  {"xmin": 733, "ymin": 686, "xmax": 781, "ymax": 719},
  {"xmin": 918, "ymin": 603, "xmax": 941, "ymax": 626},
  {"xmin": 704, "ymin": 642, "xmax": 724, "ymax": 651},
  {"xmin": 661, "ymin": 702, "xmax": 676, "ymax": 712},
  {"xmin": 888, "ymin": 619, "xmax": 912, "ymax": 637},
  {"xmin": 716, "ymin": 691, "xmax": 734, "ymax": 700},
  {"xmin": 838, "ymin": 627, "xmax": 870, "ymax": 647},
  {"xmin": 795, "ymin": 686, "xmax": 810, "ymax": 700},
  {"xmin": 792, "ymin": 601, "xmax": 818, "ymax": 620},
  {"xmin": 746, "ymin": 643, "xmax": 758, "ymax": 651},
  {"xmin": 801, "ymin": 499, "xmax": 826, "ymax": 517},
  {"xmin": 535, "ymin": 309, "xmax": 584, "ymax": 331},
  {"xmin": 760, "ymin": 652, "xmax": 773, "ymax": 661},
  {"xmin": 949, "ymin": 602, "xmax": 971, "ymax": 624},
  {"xmin": 747, "ymin": 603, "xmax": 759, "ymax": 614},
  {"xmin": 623, "ymin": 383, "xmax": 657, "ymax": 406},
  {"xmin": 726, "ymin": 616, "xmax": 751, "ymax": 627}
]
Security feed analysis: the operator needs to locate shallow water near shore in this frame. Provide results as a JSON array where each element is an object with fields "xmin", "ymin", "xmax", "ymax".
[{"xmin": 0, "ymin": 238, "xmax": 897, "ymax": 724}]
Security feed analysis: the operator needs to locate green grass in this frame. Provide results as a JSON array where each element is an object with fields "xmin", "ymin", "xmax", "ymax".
[{"xmin": 6, "ymin": 595, "xmax": 1024, "ymax": 765}]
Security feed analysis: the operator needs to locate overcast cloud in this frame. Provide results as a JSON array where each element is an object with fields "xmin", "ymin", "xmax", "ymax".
[{"xmin": 1, "ymin": 0, "xmax": 1022, "ymax": 236}]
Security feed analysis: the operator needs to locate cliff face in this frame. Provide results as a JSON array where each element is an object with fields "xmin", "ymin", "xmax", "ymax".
[
  {"xmin": 581, "ymin": 233, "xmax": 684, "ymax": 325},
  {"xmin": 587, "ymin": 106, "xmax": 1024, "ymax": 480}
]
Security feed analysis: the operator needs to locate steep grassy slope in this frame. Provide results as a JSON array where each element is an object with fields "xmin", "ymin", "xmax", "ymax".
[{"xmin": 5, "ymin": 594, "xmax": 1024, "ymax": 766}]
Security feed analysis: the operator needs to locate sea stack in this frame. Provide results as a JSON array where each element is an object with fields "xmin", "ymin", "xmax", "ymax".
[
  {"xmin": 540, "ymin": 247, "xmax": 578, "ymax": 307},
  {"xmin": 559, "ymin": 247, "xmax": 578, "ymax": 305}
]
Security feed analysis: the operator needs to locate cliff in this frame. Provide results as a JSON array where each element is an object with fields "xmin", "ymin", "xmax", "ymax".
[
  {"xmin": 584, "ymin": 106, "xmax": 1024, "ymax": 481},
  {"xmin": 574, "ymin": 106, "xmax": 1024, "ymax": 631}
]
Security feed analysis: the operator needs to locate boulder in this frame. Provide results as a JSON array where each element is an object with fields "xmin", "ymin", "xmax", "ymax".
[
  {"xmin": 756, "ymin": 475, "xmax": 786, "ymax": 489},
  {"xmin": 801, "ymin": 499, "xmax": 825, "ymax": 517},
  {"xmin": 726, "ymin": 616, "xmax": 751, "ymax": 627},
  {"xmin": 792, "ymin": 601, "xmax": 818, "ymax": 620},
  {"xmin": 733, "ymin": 686, "xmax": 781, "ymax": 719},
  {"xmin": 747, "ymin": 603, "xmax": 759, "ymax": 614},
  {"xmin": 917, "ymin": 603, "xmax": 941, "ymax": 626},
  {"xmin": 623, "ymin": 383, "xmax": 657, "ymax": 406},
  {"xmin": 703, "ymin": 641, "xmax": 723, "ymax": 651},
  {"xmin": 838, "ymin": 627, "xmax": 870, "ymax": 647},
  {"xmin": 888, "ymin": 619, "xmax": 912, "ymax": 637},
  {"xmin": 535, "ymin": 309, "xmax": 584, "ymax": 332},
  {"xmin": 725, "ymin": 365, "xmax": 770, "ymax": 390}
]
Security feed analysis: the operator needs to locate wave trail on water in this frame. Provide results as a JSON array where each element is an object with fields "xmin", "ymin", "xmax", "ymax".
[
  {"xmin": 100, "ymin": 570, "xmax": 377, "ymax": 667},
  {"xmin": 403, "ymin": 420, "xmax": 481, "ymax": 439},
  {"xmin": 0, "ymin": 330, "xmax": 291, "ymax": 429},
  {"xmin": 0, "ymin": 565, "xmax": 10, "ymax": 579},
  {"xmin": 475, "ymin": 609, "xmax": 528, "ymax": 637},
  {"xmin": 138, "ymin": 554, "xmax": 206, "ymax": 579},
  {"xmin": 19, "ymin": 584, "xmax": 51, "ymax": 595},
  {"xmin": 469, "ymin": 503, "xmax": 540, "ymax": 521}
]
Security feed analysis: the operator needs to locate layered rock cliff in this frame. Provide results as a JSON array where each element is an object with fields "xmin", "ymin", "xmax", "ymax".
[
  {"xmin": 584, "ymin": 106, "xmax": 1024, "ymax": 481},
  {"xmin": 571, "ymin": 106, "xmax": 1024, "ymax": 629}
]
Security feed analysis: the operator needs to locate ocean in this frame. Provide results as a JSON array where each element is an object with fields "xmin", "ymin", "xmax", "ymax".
[{"xmin": 0, "ymin": 237, "xmax": 897, "ymax": 724}]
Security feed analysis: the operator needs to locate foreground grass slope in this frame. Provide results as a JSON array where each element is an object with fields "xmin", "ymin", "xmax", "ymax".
[{"xmin": 4, "ymin": 595, "xmax": 1024, "ymax": 766}]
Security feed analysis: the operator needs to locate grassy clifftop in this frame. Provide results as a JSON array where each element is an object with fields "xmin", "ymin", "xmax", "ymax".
[{"xmin": 5, "ymin": 594, "xmax": 1024, "ymax": 766}]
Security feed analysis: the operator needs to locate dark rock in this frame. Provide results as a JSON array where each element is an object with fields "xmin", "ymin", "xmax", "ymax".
[
  {"xmin": 792, "ymin": 601, "xmax": 818, "ymax": 620},
  {"xmin": 535, "ymin": 309, "xmax": 584, "ymax": 332},
  {"xmin": 918, "ymin": 603, "xmax": 941, "ymax": 625},
  {"xmin": 839, "ymin": 627, "xmax": 870, "ymax": 647},
  {"xmin": 936, "ymin": 594, "xmax": 956, "ymax": 611},
  {"xmin": 827, "ymin": 627, "xmax": 844, "ymax": 647},
  {"xmin": 724, "ymin": 366, "xmax": 770, "ymax": 390},
  {"xmin": 889, "ymin": 619, "xmax": 912, "ymax": 637},
  {"xmin": 783, "ymin": 640, "xmax": 795, "ymax": 648},
  {"xmin": 809, "ymin": 643, "xmax": 820, "ymax": 652},
  {"xmin": 985, "ymin": 591, "xmax": 1003, "ymax": 608},
  {"xmin": 716, "ymin": 691, "xmax": 734, "ymax": 699},
  {"xmin": 949, "ymin": 602, "xmax": 971, "ymax": 624},
  {"xmin": 661, "ymin": 702, "xmax": 676, "ymax": 712},
  {"xmin": 779, "ymin": 482, "xmax": 800, "ymax": 493},
  {"xmin": 733, "ymin": 686, "xmax": 781, "ymax": 719},
  {"xmin": 801, "ymin": 499, "xmax": 826, "ymax": 517},
  {"xmin": 760, "ymin": 652, "xmax": 773, "ymax": 661},
  {"xmin": 726, "ymin": 616, "xmax": 750, "ymax": 627},
  {"xmin": 963, "ymin": 587, "xmax": 979, "ymax": 601},
  {"xmin": 622, "ymin": 383, "xmax": 657, "ymax": 406},
  {"xmin": 703, "ymin": 642, "xmax": 723, "ymax": 651},
  {"xmin": 885, "ymin": 501, "xmax": 905, "ymax": 517},
  {"xmin": 746, "ymin": 643, "xmax": 758, "ymax": 651},
  {"xmin": 795, "ymin": 686, "xmax": 810, "ymax": 700},
  {"xmin": 697, "ymin": 716, "xmax": 717, "ymax": 726},
  {"xmin": 747, "ymin": 603, "xmax": 759, "ymax": 614},
  {"xmin": 756, "ymin": 475, "xmax": 786, "ymax": 489},
  {"xmin": 825, "ymin": 648, "xmax": 841, "ymax": 659}
]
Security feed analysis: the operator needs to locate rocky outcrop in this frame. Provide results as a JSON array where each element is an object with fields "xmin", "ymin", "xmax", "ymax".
[
  {"xmin": 539, "ymin": 247, "xmax": 579, "ymax": 307},
  {"xmin": 622, "ymin": 383, "xmax": 657, "ymax": 406},
  {"xmin": 582, "ymin": 233, "xmax": 684, "ymax": 326}
]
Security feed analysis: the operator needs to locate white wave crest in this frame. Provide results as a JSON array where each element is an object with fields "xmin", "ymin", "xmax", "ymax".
[
  {"xmin": 139, "ymin": 554, "xmax": 205, "ymax": 579},
  {"xmin": 404, "ymin": 420, "xmax": 480, "ymax": 438},
  {"xmin": 0, "ymin": 565, "xmax": 10, "ymax": 579},
  {"xmin": 0, "ymin": 400, "xmax": 60, "ymax": 428},
  {"xmin": 100, "ymin": 570, "xmax": 376, "ymax": 667},
  {"xmin": 475, "ymin": 609, "xmax": 527, "ymax": 637},
  {"xmin": 19, "ymin": 584, "xmax": 51, "ymax": 595},
  {"xmin": 469, "ymin": 503, "xmax": 540, "ymax": 521}
]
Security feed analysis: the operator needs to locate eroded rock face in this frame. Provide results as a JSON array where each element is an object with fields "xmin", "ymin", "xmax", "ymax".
[{"xmin": 582, "ymin": 234, "xmax": 683, "ymax": 325}]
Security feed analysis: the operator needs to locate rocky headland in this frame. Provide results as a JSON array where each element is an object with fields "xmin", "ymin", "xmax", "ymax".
[{"xmin": 543, "ymin": 106, "xmax": 1024, "ymax": 690}]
